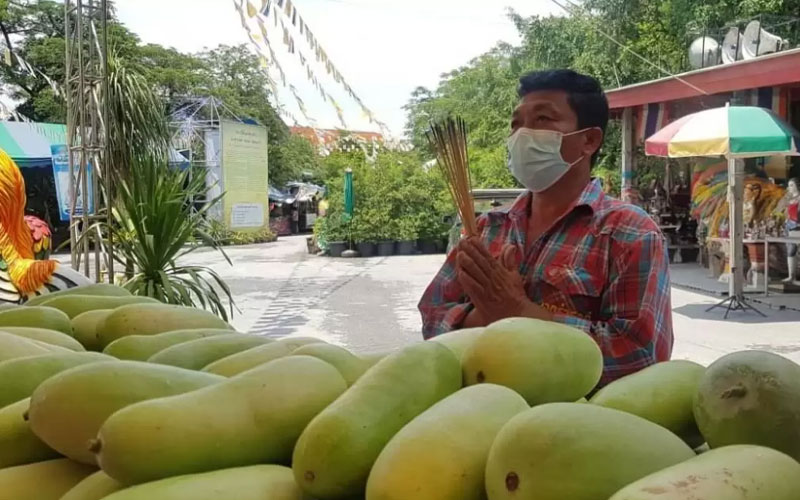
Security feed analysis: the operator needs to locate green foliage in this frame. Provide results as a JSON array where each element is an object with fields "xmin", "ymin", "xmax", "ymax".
[
  {"xmin": 404, "ymin": 1, "xmax": 800, "ymax": 193},
  {"xmin": 271, "ymin": 134, "xmax": 320, "ymax": 186},
  {"xmin": 315, "ymin": 149, "xmax": 452, "ymax": 245},
  {"xmin": 112, "ymin": 157, "xmax": 235, "ymax": 321},
  {"xmin": 106, "ymin": 54, "xmax": 170, "ymax": 178},
  {"xmin": 207, "ymin": 219, "xmax": 277, "ymax": 246},
  {"xmin": 0, "ymin": 3, "xmax": 311, "ymax": 188}
]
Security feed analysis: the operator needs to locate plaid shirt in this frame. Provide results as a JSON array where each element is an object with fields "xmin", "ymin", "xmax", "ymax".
[{"xmin": 419, "ymin": 179, "xmax": 673, "ymax": 386}]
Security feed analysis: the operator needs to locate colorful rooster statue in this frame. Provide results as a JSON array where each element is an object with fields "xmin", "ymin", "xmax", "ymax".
[{"xmin": 0, "ymin": 148, "xmax": 90, "ymax": 305}]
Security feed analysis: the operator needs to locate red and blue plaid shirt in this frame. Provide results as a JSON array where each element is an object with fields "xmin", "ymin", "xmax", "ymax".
[{"xmin": 419, "ymin": 179, "xmax": 673, "ymax": 386}]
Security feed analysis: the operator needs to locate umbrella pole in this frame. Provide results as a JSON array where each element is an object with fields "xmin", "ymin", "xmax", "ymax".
[
  {"xmin": 729, "ymin": 157, "xmax": 743, "ymax": 298},
  {"xmin": 706, "ymin": 157, "xmax": 765, "ymax": 318}
]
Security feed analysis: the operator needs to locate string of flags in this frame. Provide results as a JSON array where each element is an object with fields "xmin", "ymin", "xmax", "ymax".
[
  {"xmin": 234, "ymin": 0, "xmax": 391, "ymax": 137},
  {"xmin": 3, "ymin": 47, "xmax": 62, "ymax": 98},
  {"xmin": 0, "ymin": 48, "xmax": 61, "ymax": 121}
]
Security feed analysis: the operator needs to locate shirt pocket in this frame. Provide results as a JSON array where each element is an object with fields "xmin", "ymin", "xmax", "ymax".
[{"xmin": 538, "ymin": 266, "xmax": 605, "ymax": 321}]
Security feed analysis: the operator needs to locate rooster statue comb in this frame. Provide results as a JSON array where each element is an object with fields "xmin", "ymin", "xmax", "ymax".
[{"xmin": 0, "ymin": 148, "xmax": 90, "ymax": 304}]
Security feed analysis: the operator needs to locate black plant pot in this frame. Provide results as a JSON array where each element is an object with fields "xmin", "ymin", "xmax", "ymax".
[
  {"xmin": 396, "ymin": 240, "xmax": 416, "ymax": 255},
  {"xmin": 419, "ymin": 239, "xmax": 438, "ymax": 254},
  {"xmin": 377, "ymin": 240, "xmax": 395, "ymax": 256},
  {"xmin": 328, "ymin": 241, "xmax": 347, "ymax": 257},
  {"xmin": 356, "ymin": 242, "xmax": 376, "ymax": 258}
]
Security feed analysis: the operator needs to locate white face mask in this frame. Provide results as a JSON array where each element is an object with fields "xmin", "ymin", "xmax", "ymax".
[{"xmin": 507, "ymin": 127, "xmax": 589, "ymax": 193}]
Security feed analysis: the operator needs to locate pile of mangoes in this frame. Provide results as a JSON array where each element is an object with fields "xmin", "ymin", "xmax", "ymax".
[{"xmin": 0, "ymin": 284, "xmax": 799, "ymax": 500}]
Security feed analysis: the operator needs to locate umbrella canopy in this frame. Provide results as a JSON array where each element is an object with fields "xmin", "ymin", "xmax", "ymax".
[
  {"xmin": 343, "ymin": 168, "xmax": 354, "ymax": 221},
  {"xmin": 645, "ymin": 105, "xmax": 800, "ymax": 158},
  {"xmin": 645, "ymin": 104, "xmax": 799, "ymax": 316}
]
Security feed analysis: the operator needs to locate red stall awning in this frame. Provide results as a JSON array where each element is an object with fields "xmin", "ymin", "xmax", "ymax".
[{"xmin": 606, "ymin": 48, "xmax": 800, "ymax": 110}]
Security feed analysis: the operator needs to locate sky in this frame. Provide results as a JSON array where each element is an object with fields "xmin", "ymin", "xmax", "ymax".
[{"xmin": 115, "ymin": 0, "xmax": 563, "ymax": 137}]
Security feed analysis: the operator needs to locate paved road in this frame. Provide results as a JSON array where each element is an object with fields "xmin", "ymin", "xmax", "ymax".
[{"xmin": 185, "ymin": 236, "xmax": 800, "ymax": 362}]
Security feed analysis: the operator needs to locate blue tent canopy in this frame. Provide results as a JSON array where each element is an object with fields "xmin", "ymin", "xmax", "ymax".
[{"xmin": 0, "ymin": 121, "xmax": 66, "ymax": 168}]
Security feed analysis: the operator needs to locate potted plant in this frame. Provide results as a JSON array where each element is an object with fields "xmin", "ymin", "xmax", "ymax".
[
  {"xmin": 416, "ymin": 212, "xmax": 448, "ymax": 254},
  {"xmin": 395, "ymin": 217, "xmax": 418, "ymax": 255},
  {"xmin": 325, "ymin": 217, "xmax": 349, "ymax": 258},
  {"xmin": 351, "ymin": 214, "xmax": 376, "ymax": 258}
]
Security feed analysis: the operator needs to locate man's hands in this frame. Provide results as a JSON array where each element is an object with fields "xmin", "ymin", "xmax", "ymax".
[{"xmin": 456, "ymin": 238, "xmax": 551, "ymax": 324}]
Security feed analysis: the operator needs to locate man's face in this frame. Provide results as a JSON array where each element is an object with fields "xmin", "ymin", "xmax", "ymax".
[{"xmin": 510, "ymin": 90, "xmax": 603, "ymax": 166}]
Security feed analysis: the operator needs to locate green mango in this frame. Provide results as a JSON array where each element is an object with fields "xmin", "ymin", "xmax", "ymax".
[
  {"xmin": 609, "ymin": 445, "xmax": 800, "ymax": 500},
  {"xmin": 485, "ymin": 403, "xmax": 695, "ymax": 500},
  {"xmin": 0, "ymin": 330, "xmax": 56, "ymax": 362},
  {"xmin": 0, "ymin": 458, "xmax": 96, "ymax": 500},
  {"xmin": 357, "ymin": 350, "xmax": 391, "ymax": 369},
  {"xmin": 37, "ymin": 295, "xmax": 159, "ymax": 319},
  {"xmin": 24, "ymin": 284, "xmax": 131, "ymax": 307},
  {"xmin": 292, "ymin": 341, "xmax": 461, "ymax": 499},
  {"xmin": 99, "ymin": 465, "xmax": 304, "ymax": 500},
  {"xmin": 202, "ymin": 336, "xmax": 325, "ymax": 376},
  {"xmin": 71, "ymin": 310, "xmax": 113, "ymax": 351},
  {"xmin": 0, "ymin": 306, "xmax": 72, "ymax": 334},
  {"xmin": 1, "ymin": 326, "xmax": 85, "ymax": 351},
  {"xmin": 591, "ymin": 359, "xmax": 706, "ymax": 447},
  {"xmin": 28, "ymin": 360, "xmax": 223, "ymax": 465},
  {"xmin": 96, "ymin": 356, "xmax": 346, "ymax": 485},
  {"xmin": 60, "ymin": 471, "xmax": 125, "ymax": 500},
  {"xmin": 291, "ymin": 343, "xmax": 367, "ymax": 386},
  {"xmin": 463, "ymin": 318, "xmax": 603, "ymax": 405},
  {"xmin": 148, "ymin": 334, "xmax": 274, "ymax": 370},
  {"xmin": 103, "ymin": 328, "xmax": 234, "ymax": 361},
  {"xmin": 0, "ymin": 397, "xmax": 60, "ymax": 469},
  {"xmin": 0, "ymin": 352, "xmax": 111, "ymax": 408},
  {"xmin": 429, "ymin": 327, "xmax": 485, "ymax": 361},
  {"xmin": 694, "ymin": 350, "xmax": 800, "ymax": 460},
  {"xmin": 0, "ymin": 303, "xmax": 19, "ymax": 311},
  {"xmin": 96, "ymin": 304, "xmax": 232, "ymax": 347},
  {"xmin": 366, "ymin": 384, "xmax": 528, "ymax": 500}
]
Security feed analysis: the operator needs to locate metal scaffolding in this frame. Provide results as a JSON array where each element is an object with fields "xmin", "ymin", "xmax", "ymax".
[
  {"xmin": 64, "ymin": 0, "xmax": 113, "ymax": 282},
  {"xmin": 170, "ymin": 97, "xmax": 241, "ymax": 221}
]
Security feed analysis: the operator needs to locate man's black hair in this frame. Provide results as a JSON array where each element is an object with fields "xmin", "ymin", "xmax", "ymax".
[{"xmin": 517, "ymin": 69, "xmax": 609, "ymax": 165}]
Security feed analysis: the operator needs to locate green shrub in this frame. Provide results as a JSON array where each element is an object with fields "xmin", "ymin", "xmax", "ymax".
[{"xmin": 317, "ymin": 150, "xmax": 453, "ymax": 245}]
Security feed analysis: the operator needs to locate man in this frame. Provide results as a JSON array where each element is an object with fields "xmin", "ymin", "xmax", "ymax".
[{"xmin": 418, "ymin": 69, "xmax": 673, "ymax": 386}]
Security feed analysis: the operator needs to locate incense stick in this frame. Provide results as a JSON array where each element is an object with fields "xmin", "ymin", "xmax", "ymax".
[{"xmin": 426, "ymin": 117, "xmax": 477, "ymax": 237}]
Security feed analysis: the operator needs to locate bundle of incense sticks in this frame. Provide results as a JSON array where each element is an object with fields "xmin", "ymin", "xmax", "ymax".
[{"xmin": 426, "ymin": 116, "xmax": 477, "ymax": 237}]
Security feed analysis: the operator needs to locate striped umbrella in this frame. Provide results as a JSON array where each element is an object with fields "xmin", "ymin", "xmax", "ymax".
[
  {"xmin": 646, "ymin": 104, "xmax": 800, "ymax": 317},
  {"xmin": 646, "ymin": 105, "xmax": 800, "ymax": 158}
]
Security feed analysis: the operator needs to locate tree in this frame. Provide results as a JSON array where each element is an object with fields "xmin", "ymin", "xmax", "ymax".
[
  {"xmin": 404, "ymin": 45, "xmax": 519, "ymax": 188},
  {"xmin": 0, "ymin": 1, "xmax": 310, "ymax": 188},
  {"xmin": 404, "ymin": 1, "xmax": 800, "ymax": 193},
  {"xmin": 196, "ymin": 44, "xmax": 312, "ymax": 186}
]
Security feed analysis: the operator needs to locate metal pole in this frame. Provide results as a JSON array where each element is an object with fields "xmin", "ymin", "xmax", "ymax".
[
  {"xmin": 620, "ymin": 107, "xmax": 635, "ymax": 204},
  {"xmin": 100, "ymin": 0, "xmax": 113, "ymax": 282},
  {"xmin": 728, "ymin": 157, "xmax": 744, "ymax": 298},
  {"xmin": 65, "ymin": 0, "xmax": 76, "ymax": 270}
]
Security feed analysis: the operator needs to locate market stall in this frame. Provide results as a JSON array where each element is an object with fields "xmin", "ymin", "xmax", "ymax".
[{"xmin": 646, "ymin": 104, "xmax": 800, "ymax": 316}]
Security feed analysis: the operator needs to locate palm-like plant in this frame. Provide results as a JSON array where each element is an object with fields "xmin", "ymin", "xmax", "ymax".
[
  {"xmin": 106, "ymin": 54, "xmax": 170, "ymax": 181},
  {"xmin": 112, "ymin": 156, "xmax": 235, "ymax": 321}
]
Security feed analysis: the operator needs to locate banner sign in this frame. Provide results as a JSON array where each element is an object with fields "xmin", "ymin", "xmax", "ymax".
[
  {"xmin": 50, "ymin": 144, "xmax": 94, "ymax": 222},
  {"xmin": 220, "ymin": 121, "xmax": 269, "ymax": 231}
]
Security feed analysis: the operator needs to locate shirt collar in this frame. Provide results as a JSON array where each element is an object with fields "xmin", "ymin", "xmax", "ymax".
[{"xmin": 507, "ymin": 178, "xmax": 605, "ymax": 221}]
